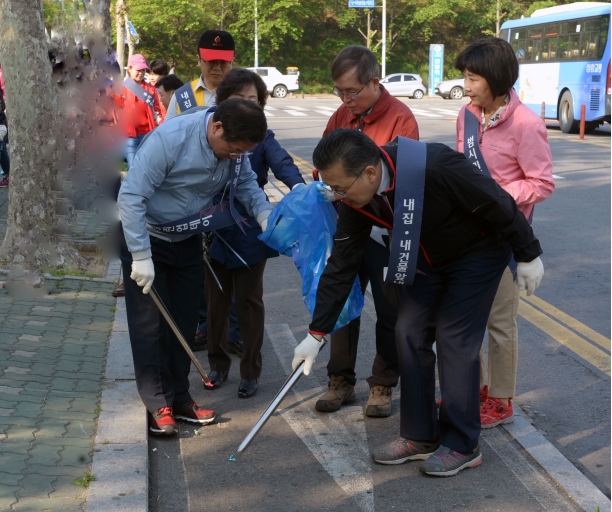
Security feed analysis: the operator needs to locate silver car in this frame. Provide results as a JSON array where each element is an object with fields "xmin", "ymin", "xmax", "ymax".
[
  {"xmin": 435, "ymin": 78, "xmax": 465, "ymax": 100},
  {"xmin": 380, "ymin": 73, "xmax": 426, "ymax": 99}
]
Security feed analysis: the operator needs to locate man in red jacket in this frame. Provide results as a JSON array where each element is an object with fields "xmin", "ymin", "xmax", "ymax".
[
  {"xmin": 122, "ymin": 54, "xmax": 162, "ymax": 170},
  {"xmin": 315, "ymin": 46, "xmax": 419, "ymax": 418}
]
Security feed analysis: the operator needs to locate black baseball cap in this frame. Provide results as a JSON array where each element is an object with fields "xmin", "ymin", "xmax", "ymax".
[{"xmin": 198, "ymin": 30, "xmax": 235, "ymax": 62}]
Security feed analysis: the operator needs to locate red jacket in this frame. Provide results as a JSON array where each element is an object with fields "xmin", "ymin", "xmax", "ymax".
[
  {"xmin": 122, "ymin": 80, "xmax": 160, "ymax": 137},
  {"xmin": 323, "ymin": 86, "xmax": 419, "ymax": 144}
]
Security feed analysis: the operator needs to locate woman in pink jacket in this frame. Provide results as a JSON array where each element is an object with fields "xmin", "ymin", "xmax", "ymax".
[{"xmin": 455, "ymin": 38, "xmax": 554, "ymax": 429}]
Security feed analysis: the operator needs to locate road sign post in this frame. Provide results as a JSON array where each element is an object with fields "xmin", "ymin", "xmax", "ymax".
[{"xmin": 428, "ymin": 44, "xmax": 444, "ymax": 96}]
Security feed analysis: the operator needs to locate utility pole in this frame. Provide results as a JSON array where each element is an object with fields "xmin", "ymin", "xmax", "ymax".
[
  {"xmin": 496, "ymin": 0, "xmax": 500, "ymax": 37},
  {"xmin": 381, "ymin": 0, "xmax": 386, "ymax": 77},
  {"xmin": 254, "ymin": 0, "xmax": 259, "ymax": 67}
]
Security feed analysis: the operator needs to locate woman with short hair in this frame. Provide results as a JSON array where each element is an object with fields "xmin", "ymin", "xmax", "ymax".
[
  {"xmin": 203, "ymin": 69, "xmax": 305, "ymax": 398},
  {"xmin": 455, "ymin": 38, "xmax": 554, "ymax": 428}
]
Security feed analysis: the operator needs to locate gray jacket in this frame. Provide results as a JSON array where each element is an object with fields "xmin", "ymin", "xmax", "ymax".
[{"xmin": 118, "ymin": 108, "xmax": 273, "ymax": 260}]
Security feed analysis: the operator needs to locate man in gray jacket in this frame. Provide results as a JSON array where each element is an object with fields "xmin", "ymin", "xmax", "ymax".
[{"xmin": 118, "ymin": 98, "xmax": 273, "ymax": 435}]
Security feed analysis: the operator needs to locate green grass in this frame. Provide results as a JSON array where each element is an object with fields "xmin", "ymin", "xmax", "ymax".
[
  {"xmin": 109, "ymin": 307, "xmax": 116, "ymax": 313},
  {"xmin": 71, "ymin": 472, "xmax": 96, "ymax": 488}
]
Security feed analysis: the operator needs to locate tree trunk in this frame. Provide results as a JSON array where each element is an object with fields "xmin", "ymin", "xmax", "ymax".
[
  {"xmin": 116, "ymin": 0, "xmax": 126, "ymax": 75},
  {"xmin": 125, "ymin": 12, "xmax": 135, "ymax": 60},
  {"xmin": 496, "ymin": 0, "xmax": 500, "ymax": 37},
  {"xmin": 0, "ymin": 0, "xmax": 80, "ymax": 274},
  {"xmin": 91, "ymin": 0, "xmax": 112, "ymax": 48}
]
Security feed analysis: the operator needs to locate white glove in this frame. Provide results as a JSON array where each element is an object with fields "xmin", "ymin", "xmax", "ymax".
[
  {"xmin": 316, "ymin": 183, "xmax": 336, "ymax": 202},
  {"xmin": 130, "ymin": 257, "xmax": 155, "ymax": 294},
  {"xmin": 292, "ymin": 333, "xmax": 323, "ymax": 375},
  {"xmin": 0, "ymin": 125, "xmax": 7, "ymax": 140},
  {"xmin": 292, "ymin": 183, "xmax": 306, "ymax": 191},
  {"xmin": 517, "ymin": 257, "xmax": 543, "ymax": 296},
  {"xmin": 258, "ymin": 209, "xmax": 271, "ymax": 232}
]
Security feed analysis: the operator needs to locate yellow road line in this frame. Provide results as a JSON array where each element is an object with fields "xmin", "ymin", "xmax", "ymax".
[
  {"xmin": 522, "ymin": 295, "xmax": 611, "ymax": 352},
  {"xmin": 518, "ymin": 298, "xmax": 610, "ymax": 377},
  {"xmin": 288, "ymin": 151, "xmax": 314, "ymax": 174}
]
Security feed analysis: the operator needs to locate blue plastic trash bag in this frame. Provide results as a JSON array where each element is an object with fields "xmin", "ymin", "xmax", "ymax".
[{"xmin": 258, "ymin": 182, "xmax": 364, "ymax": 333}]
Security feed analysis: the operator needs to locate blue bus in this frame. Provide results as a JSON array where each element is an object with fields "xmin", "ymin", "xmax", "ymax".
[{"xmin": 500, "ymin": 2, "xmax": 610, "ymax": 133}]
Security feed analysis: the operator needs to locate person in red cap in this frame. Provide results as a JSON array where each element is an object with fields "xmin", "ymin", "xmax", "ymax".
[
  {"xmin": 122, "ymin": 54, "xmax": 162, "ymax": 170},
  {"xmin": 165, "ymin": 30, "xmax": 235, "ymax": 120}
]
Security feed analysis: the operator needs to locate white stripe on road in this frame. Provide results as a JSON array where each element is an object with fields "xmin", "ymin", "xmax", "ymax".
[
  {"xmin": 284, "ymin": 110, "xmax": 309, "ymax": 117},
  {"xmin": 264, "ymin": 111, "xmax": 274, "ymax": 117},
  {"xmin": 266, "ymin": 324, "xmax": 374, "ymax": 512},
  {"xmin": 264, "ymin": 106, "xmax": 278, "ymax": 110},
  {"xmin": 409, "ymin": 109, "xmax": 442, "ymax": 118},
  {"xmin": 285, "ymin": 106, "xmax": 309, "ymax": 111},
  {"xmin": 552, "ymin": 174, "xmax": 566, "ymax": 180},
  {"xmin": 314, "ymin": 110, "xmax": 333, "ymax": 116},
  {"xmin": 431, "ymin": 108, "xmax": 461, "ymax": 116},
  {"xmin": 315, "ymin": 105, "xmax": 338, "ymax": 112}
]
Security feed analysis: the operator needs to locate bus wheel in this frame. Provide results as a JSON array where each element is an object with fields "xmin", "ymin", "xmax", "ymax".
[{"xmin": 559, "ymin": 91, "xmax": 579, "ymax": 134}]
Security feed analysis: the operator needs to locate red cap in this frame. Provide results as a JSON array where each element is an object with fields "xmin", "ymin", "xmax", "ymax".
[
  {"xmin": 128, "ymin": 54, "xmax": 148, "ymax": 71},
  {"xmin": 197, "ymin": 31, "xmax": 235, "ymax": 62}
]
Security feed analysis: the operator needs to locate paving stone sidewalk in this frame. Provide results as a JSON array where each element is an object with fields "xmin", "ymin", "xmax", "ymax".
[{"xmin": 0, "ymin": 275, "xmax": 116, "ymax": 510}]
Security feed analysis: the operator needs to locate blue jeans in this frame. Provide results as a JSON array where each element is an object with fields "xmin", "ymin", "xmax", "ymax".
[
  {"xmin": 125, "ymin": 134, "xmax": 146, "ymax": 171},
  {"xmin": 0, "ymin": 138, "xmax": 9, "ymax": 175}
]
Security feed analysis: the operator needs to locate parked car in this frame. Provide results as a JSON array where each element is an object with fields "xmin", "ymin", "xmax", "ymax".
[
  {"xmin": 435, "ymin": 78, "xmax": 465, "ymax": 100},
  {"xmin": 380, "ymin": 73, "xmax": 426, "ymax": 99},
  {"xmin": 247, "ymin": 67, "xmax": 299, "ymax": 98}
]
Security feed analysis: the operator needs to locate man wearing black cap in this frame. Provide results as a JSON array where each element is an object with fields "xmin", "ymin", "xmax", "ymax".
[{"xmin": 165, "ymin": 30, "xmax": 235, "ymax": 120}]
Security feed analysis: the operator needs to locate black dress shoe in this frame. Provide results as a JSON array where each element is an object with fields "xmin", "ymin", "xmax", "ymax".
[
  {"xmin": 204, "ymin": 371, "xmax": 228, "ymax": 390},
  {"xmin": 238, "ymin": 378, "xmax": 258, "ymax": 398},
  {"xmin": 227, "ymin": 339, "xmax": 244, "ymax": 357}
]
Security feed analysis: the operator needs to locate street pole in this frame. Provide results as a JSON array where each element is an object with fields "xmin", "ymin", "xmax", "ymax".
[
  {"xmin": 254, "ymin": 0, "xmax": 259, "ymax": 67},
  {"xmin": 381, "ymin": 0, "xmax": 386, "ymax": 77}
]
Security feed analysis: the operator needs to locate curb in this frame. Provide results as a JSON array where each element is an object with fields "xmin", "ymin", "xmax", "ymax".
[
  {"xmin": 504, "ymin": 409, "xmax": 611, "ymax": 512},
  {"xmin": 87, "ymin": 261, "xmax": 148, "ymax": 512}
]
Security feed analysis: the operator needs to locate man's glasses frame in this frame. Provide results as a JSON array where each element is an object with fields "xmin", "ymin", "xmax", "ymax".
[
  {"xmin": 332, "ymin": 84, "xmax": 366, "ymax": 100},
  {"xmin": 322, "ymin": 168, "xmax": 364, "ymax": 200}
]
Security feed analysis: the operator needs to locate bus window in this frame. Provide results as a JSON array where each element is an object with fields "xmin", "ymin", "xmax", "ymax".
[
  {"xmin": 500, "ymin": 29, "xmax": 509, "ymax": 41},
  {"xmin": 541, "ymin": 36, "xmax": 557, "ymax": 60},
  {"xmin": 584, "ymin": 32, "xmax": 599, "ymax": 59},
  {"xmin": 561, "ymin": 20, "xmax": 582, "ymax": 34},
  {"xmin": 584, "ymin": 18, "xmax": 601, "ymax": 32},
  {"xmin": 513, "ymin": 39, "xmax": 527, "ymax": 60},
  {"xmin": 545, "ymin": 23, "xmax": 560, "ymax": 37},
  {"xmin": 568, "ymin": 34, "xmax": 581, "ymax": 58},
  {"xmin": 598, "ymin": 16, "xmax": 610, "ymax": 59}
]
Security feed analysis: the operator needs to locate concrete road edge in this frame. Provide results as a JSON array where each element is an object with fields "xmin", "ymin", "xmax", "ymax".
[{"xmin": 87, "ymin": 261, "xmax": 148, "ymax": 512}]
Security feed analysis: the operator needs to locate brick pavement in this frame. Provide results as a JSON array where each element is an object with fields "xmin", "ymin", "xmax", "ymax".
[{"xmin": 0, "ymin": 277, "xmax": 116, "ymax": 511}]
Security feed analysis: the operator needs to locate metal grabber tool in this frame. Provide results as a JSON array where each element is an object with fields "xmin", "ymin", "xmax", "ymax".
[
  {"xmin": 229, "ymin": 336, "xmax": 328, "ymax": 461},
  {"xmin": 149, "ymin": 286, "xmax": 210, "ymax": 384}
]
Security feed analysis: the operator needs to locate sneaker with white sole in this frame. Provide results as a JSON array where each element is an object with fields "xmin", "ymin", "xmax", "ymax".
[
  {"xmin": 149, "ymin": 406, "xmax": 178, "ymax": 435},
  {"xmin": 173, "ymin": 400, "xmax": 216, "ymax": 425},
  {"xmin": 372, "ymin": 437, "xmax": 441, "ymax": 465},
  {"xmin": 480, "ymin": 397, "xmax": 514, "ymax": 428},
  {"xmin": 420, "ymin": 445, "xmax": 482, "ymax": 477}
]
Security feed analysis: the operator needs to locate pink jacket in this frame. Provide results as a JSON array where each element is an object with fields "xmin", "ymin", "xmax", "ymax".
[{"xmin": 456, "ymin": 89, "xmax": 554, "ymax": 220}]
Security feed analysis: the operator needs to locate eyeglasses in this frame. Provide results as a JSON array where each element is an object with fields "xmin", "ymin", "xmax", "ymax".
[
  {"xmin": 226, "ymin": 141, "xmax": 253, "ymax": 158},
  {"xmin": 332, "ymin": 84, "xmax": 366, "ymax": 100},
  {"xmin": 322, "ymin": 169, "xmax": 363, "ymax": 200}
]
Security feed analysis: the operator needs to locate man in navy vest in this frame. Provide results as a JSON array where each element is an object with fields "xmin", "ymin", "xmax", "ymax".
[{"xmin": 292, "ymin": 129, "xmax": 544, "ymax": 477}]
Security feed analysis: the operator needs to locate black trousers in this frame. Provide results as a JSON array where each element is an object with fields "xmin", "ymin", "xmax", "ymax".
[
  {"xmin": 120, "ymin": 231, "xmax": 203, "ymax": 413},
  {"xmin": 328, "ymin": 237, "xmax": 401, "ymax": 388},
  {"xmin": 206, "ymin": 259, "xmax": 267, "ymax": 380},
  {"xmin": 396, "ymin": 244, "xmax": 511, "ymax": 454},
  {"xmin": 198, "ymin": 275, "xmax": 241, "ymax": 342}
]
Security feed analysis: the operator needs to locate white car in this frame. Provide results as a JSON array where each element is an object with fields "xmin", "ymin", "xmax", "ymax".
[
  {"xmin": 435, "ymin": 78, "xmax": 465, "ymax": 100},
  {"xmin": 247, "ymin": 67, "xmax": 299, "ymax": 98},
  {"xmin": 380, "ymin": 73, "xmax": 426, "ymax": 99}
]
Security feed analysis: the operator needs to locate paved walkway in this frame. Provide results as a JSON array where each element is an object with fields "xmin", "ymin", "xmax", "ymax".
[{"xmin": 0, "ymin": 277, "xmax": 116, "ymax": 510}]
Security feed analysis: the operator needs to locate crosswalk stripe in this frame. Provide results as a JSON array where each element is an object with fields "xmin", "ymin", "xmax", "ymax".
[
  {"xmin": 315, "ymin": 105, "xmax": 338, "ymax": 112},
  {"xmin": 286, "ymin": 106, "xmax": 309, "ymax": 111},
  {"xmin": 264, "ymin": 111, "xmax": 274, "ymax": 117},
  {"xmin": 314, "ymin": 110, "xmax": 332, "ymax": 116},
  {"xmin": 409, "ymin": 109, "xmax": 442, "ymax": 118},
  {"xmin": 431, "ymin": 108, "xmax": 461, "ymax": 116},
  {"xmin": 284, "ymin": 110, "xmax": 308, "ymax": 117},
  {"xmin": 264, "ymin": 106, "xmax": 278, "ymax": 111}
]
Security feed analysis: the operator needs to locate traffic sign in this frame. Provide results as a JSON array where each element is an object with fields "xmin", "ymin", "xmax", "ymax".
[{"xmin": 349, "ymin": 0, "xmax": 375, "ymax": 7}]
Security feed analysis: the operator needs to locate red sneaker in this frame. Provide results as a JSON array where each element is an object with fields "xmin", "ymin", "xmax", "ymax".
[
  {"xmin": 0, "ymin": 176, "xmax": 9, "ymax": 188},
  {"xmin": 149, "ymin": 406, "xmax": 178, "ymax": 435},
  {"xmin": 173, "ymin": 401, "xmax": 216, "ymax": 425},
  {"xmin": 437, "ymin": 385, "xmax": 488, "ymax": 408},
  {"xmin": 480, "ymin": 397, "xmax": 514, "ymax": 429}
]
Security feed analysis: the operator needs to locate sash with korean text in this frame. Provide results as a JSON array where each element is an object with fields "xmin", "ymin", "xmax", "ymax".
[
  {"xmin": 174, "ymin": 83, "xmax": 197, "ymax": 114},
  {"xmin": 147, "ymin": 155, "xmax": 248, "ymax": 235},
  {"xmin": 124, "ymin": 78, "xmax": 155, "ymax": 112},
  {"xmin": 385, "ymin": 137, "xmax": 427, "ymax": 286},
  {"xmin": 463, "ymin": 109, "xmax": 531, "ymax": 280}
]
